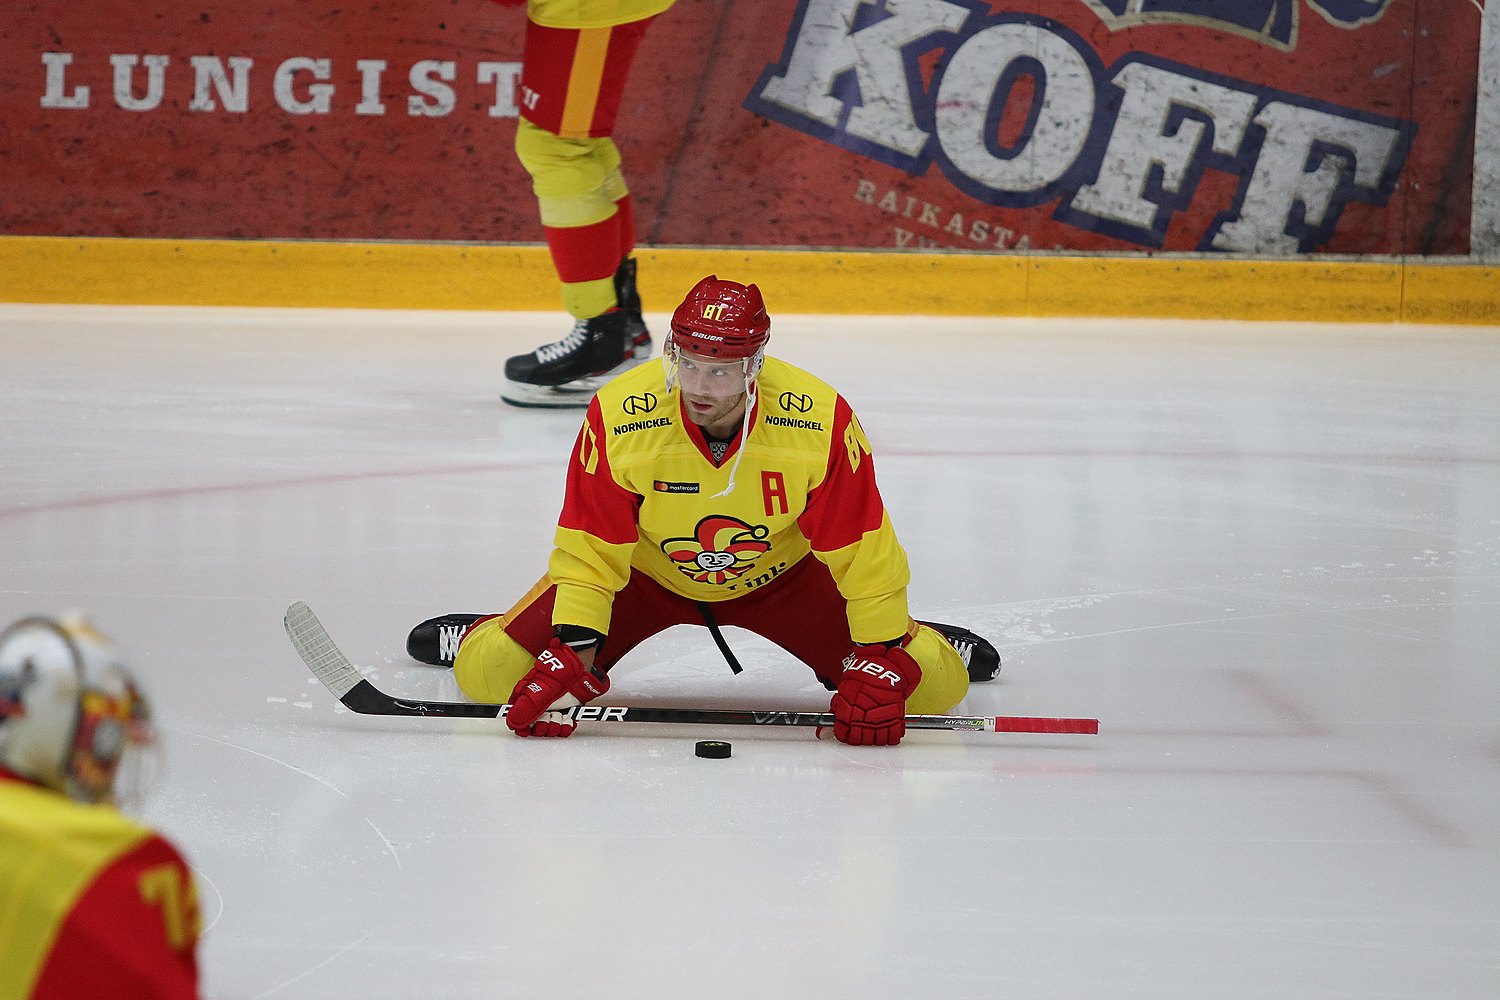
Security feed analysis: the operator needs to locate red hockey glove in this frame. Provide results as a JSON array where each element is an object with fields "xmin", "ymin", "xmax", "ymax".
[
  {"xmin": 505, "ymin": 638, "xmax": 610, "ymax": 738},
  {"xmin": 488, "ymin": 1, "xmax": 528, "ymax": 7},
  {"xmin": 830, "ymin": 644, "xmax": 922, "ymax": 746}
]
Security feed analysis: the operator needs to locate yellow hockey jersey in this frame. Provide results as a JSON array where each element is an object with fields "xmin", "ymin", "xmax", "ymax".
[
  {"xmin": 0, "ymin": 772, "xmax": 200, "ymax": 999},
  {"xmin": 550, "ymin": 356, "xmax": 913, "ymax": 644}
]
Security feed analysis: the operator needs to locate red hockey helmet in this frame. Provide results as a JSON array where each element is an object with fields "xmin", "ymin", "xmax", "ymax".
[{"xmin": 668, "ymin": 275, "xmax": 771, "ymax": 361}]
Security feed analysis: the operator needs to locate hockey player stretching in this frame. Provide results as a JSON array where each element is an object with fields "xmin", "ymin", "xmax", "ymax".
[{"xmin": 410, "ymin": 276, "xmax": 1000, "ymax": 745}]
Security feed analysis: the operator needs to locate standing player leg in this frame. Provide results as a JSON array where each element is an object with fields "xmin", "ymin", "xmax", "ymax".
[{"xmin": 502, "ymin": 18, "xmax": 655, "ymax": 408}]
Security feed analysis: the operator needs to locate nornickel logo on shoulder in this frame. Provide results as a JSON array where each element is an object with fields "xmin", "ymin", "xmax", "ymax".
[
  {"xmin": 765, "ymin": 415, "xmax": 824, "ymax": 430},
  {"xmin": 779, "ymin": 392, "xmax": 813, "ymax": 413},
  {"xmin": 614, "ymin": 417, "xmax": 671, "ymax": 435},
  {"xmin": 623, "ymin": 393, "xmax": 657, "ymax": 415}
]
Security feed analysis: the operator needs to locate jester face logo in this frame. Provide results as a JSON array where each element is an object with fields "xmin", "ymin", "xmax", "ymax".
[{"xmin": 662, "ymin": 515, "xmax": 771, "ymax": 585}]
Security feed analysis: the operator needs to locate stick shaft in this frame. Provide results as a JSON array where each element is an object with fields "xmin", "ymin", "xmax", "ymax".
[
  {"xmin": 286, "ymin": 602, "xmax": 1099, "ymax": 736},
  {"xmin": 348, "ymin": 683, "xmax": 1097, "ymax": 733}
]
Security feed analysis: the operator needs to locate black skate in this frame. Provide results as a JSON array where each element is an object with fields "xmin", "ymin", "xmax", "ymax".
[
  {"xmin": 500, "ymin": 258, "xmax": 652, "ymax": 409},
  {"xmin": 614, "ymin": 256, "xmax": 650, "ymax": 352},
  {"xmin": 406, "ymin": 613, "xmax": 484, "ymax": 667},
  {"xmin": 920, "ymin": 621, "xmax": 1002, "ymax": 682}
]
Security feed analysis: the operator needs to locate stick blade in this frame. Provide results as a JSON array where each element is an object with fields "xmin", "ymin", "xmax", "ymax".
[{"xmin": 284, "ymin": 601, "xmax": 363, "ymax": 700}]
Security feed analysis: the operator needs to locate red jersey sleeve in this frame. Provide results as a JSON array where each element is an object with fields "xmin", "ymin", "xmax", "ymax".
[
  {"xmin": 799, "ymin": 396, "xmax": 887, "ymax": 550},
  {"xmin": 550, "ymin": 400, "xmax": 643, "ymax": 632},
  {"xmin": 798, "ymin": 396, "xmax": 912, "ymax": 643},
  {"xmin": 31, "ymin": 833, "xmax": 201, "ymax": 1000}
]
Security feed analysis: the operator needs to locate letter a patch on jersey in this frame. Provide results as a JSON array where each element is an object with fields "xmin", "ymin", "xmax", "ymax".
[{"xmin": 762, "ymin": 470, "xmax": 788, "ymax": 515}]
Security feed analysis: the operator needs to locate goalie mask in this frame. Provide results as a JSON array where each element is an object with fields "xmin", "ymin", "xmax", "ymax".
[{"xmin": 0, "ymin": 615, "xmax": 156, "ymax": 806}]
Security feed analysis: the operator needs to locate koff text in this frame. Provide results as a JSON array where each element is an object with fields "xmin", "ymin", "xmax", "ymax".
[{"xmin": 746, "ymin": 0, "xmax": 1413, "ymax": 253}]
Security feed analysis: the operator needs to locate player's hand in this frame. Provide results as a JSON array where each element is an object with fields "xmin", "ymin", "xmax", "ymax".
[
  {"xmin": 505, "ymin": 638, "xmax": 610, "ymax": 738},
  {"xmin": 830, "ymin": 644, "xmax": 922, "ymax": 746}
]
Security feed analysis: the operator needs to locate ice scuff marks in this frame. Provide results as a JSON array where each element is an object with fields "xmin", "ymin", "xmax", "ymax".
[{"xmin": 938, "ymin": 592, "xmax": 1115, "ymax": 649}]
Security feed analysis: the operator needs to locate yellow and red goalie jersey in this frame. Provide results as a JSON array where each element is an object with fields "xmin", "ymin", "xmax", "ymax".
[
  {"xmin": 0, "ymin": 772, "xmax": 200, "ymax": 1000},
  {"xmin": 551, "ymin": 356, "xmax": 913, "ymax": 644}
]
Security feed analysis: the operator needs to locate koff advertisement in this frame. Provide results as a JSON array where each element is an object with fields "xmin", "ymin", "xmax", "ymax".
[{"xmin": 0, "ymin": 0, "xmax": 1485, "ymax": 256}]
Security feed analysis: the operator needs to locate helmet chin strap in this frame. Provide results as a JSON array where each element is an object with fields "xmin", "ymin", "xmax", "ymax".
[{"xmin": 661, "ymin": 335, "xmax": 679, "ymax": 392}]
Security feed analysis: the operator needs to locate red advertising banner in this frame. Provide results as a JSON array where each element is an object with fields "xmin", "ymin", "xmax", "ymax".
[{"xmin": 0, "ymin": 0, "xmax": 1481, "ymax": 255}]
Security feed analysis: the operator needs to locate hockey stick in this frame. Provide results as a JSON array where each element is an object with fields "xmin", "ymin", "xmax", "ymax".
[{"xmin": 284, "ymin": 601, "xmax": 1099, "ymax": 736}]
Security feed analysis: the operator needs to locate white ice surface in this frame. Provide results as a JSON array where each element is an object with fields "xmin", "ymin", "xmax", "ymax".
[{"xmin": 2, "ymin": 304, "xmax": 1498, "ymax": 999}]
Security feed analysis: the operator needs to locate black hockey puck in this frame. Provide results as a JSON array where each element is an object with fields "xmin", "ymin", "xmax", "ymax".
[{"xmin": 695, "ymin": 740, "xmax": 731, "ymax": 759}]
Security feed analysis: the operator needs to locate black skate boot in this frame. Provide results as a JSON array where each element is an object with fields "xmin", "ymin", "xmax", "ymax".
[
  {"xmin": 614, "ymin": 256, "xmax": 651, "ymax": 358},
  {"xmin": 500, "ymin": 259, "xmax": 652, "ymax": 408},
  {"xmin": 406, "ymin": 614, "xmax": 484, "ymax": 667},
  {"xmin": 919, "ymin": 621, "xmax": 1002, "ymax": 682}
]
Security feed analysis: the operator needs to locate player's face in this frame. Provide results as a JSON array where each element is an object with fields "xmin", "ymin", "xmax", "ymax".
[{"xmin": 676, "ymin": 350, "xmax": 748, "ymax": 437}]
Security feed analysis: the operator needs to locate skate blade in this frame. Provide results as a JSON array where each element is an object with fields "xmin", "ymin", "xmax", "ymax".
[{"xmin": 500, "ymin": 354, "xmax": 653, "ymax": 409}]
